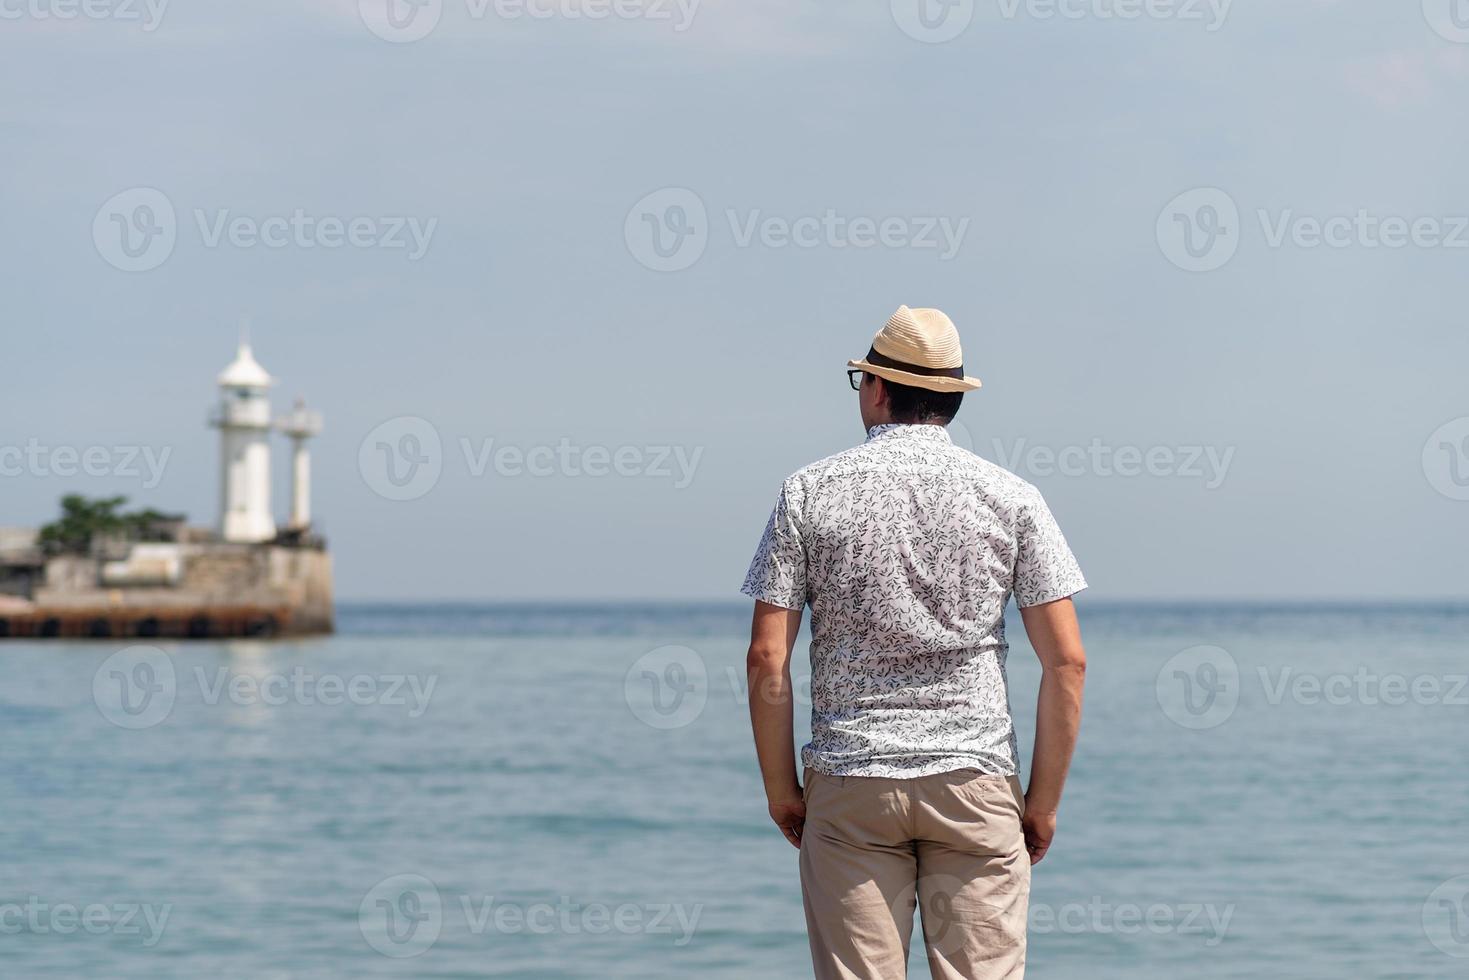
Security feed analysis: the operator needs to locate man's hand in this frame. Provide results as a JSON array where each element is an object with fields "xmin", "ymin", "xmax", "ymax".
[
  {"xmin": 1022, "ymin": 807, "xmax": 1056, "ymax": 864},
  {"xmin": 768, "ymin": 793, "xmax": 806, "ymax": 849}
]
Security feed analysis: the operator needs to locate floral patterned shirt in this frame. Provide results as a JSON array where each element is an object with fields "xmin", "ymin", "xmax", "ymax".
[{"xmin": 741, "ymin": 423, "xmax": 1087, "ymax": 778}]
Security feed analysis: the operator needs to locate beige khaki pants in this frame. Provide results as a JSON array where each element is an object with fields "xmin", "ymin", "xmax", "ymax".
[{"xmin": 799, "ymin": 769, "xmax": 1029, "ymax": 979}]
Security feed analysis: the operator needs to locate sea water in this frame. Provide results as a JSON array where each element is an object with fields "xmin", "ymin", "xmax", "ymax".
[{"xmin": 1, "ymin": 602, "xmax": 1465, "ymax": 978}]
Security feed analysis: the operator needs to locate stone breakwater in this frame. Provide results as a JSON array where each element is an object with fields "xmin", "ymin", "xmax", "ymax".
[{"xmin": 0, "ymin": 543, "xmax": 332, "ymax": 639}]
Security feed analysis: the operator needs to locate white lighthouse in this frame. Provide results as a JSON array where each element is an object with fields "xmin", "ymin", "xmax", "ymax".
[{"xmin": 213, "ymin": 340, "xmax": 278, "ymax": 543}]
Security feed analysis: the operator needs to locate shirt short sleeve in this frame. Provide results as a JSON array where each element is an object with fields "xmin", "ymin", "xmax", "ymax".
[
  {"xmin": 1013, "ymin": 490, "xmax": 1087, "ymax": 608},
  {"xmin": 740, "ymin": 480, "xmax": 808, "ymax": 610}
]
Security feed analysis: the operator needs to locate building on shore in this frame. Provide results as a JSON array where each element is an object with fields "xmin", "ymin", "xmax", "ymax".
[{"xmin": 0, "ymin": 340, "xmax": 333, "ymax": 639}]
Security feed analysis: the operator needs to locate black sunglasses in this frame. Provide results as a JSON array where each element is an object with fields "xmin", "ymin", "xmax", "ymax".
[{"xmin": 847, "ymin": 369, "xmax": 867, "ymax": 391}]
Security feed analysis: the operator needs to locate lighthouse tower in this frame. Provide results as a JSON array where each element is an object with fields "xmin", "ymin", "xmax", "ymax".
[{"xmin": 213, "ymin": 340, "xmax": 277, "ymax": 543}]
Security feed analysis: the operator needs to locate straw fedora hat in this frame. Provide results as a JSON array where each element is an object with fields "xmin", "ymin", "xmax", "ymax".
[{"xmin": 847, "ymin": 306, "xmax": 982, "ymax": 393}]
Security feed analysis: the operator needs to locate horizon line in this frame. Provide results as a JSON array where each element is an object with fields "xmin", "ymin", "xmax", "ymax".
[{"xmin": 332, "ymin": 596, "xmax": 1469, "ymax": 607}]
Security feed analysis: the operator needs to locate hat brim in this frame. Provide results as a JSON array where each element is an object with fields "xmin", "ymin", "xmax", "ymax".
[{"xmin": 847, "ymin": 359, "xmax": 981, "ymax": 393}]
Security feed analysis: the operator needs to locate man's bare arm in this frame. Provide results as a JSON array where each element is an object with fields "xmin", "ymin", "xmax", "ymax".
[
  {"xmin": 746, "ymin": 599, "xmax": 805, "ymax": 848},
  {"xmin": 1019, "ymin": 596, "xmax": 1087, "ymax": 864}
]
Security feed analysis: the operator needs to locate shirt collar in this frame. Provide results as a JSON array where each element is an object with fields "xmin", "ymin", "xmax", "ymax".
[{"xmin": 865, "ymin": 423, "xmax": 954, "ymax": 444}]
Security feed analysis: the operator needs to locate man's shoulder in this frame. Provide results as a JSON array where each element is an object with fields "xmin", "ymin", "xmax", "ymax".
[
  {"xmin": 780, "ymin": 437, "xmax": 1044, "ymax": 508},
  {"xmin": 957, "ymin": 449, "xmax": 1044, "ymax": 501},
  {"xmin": 779, "ymin": 440, "xmax": 887, "ymax": 496},
  {"xmin": 912, "ymin": 446, "xmax": 1050, "ymax": 521}
]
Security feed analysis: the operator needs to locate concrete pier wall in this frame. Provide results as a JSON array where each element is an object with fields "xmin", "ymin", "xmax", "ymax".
[{"xmin": 1, "ymin": 542, "xmax": 333, "ymax": 639}]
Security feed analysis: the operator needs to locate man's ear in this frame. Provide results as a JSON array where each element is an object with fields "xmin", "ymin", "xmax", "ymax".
[{"xmin": 872, "ymin": 376, "xmax": 890, "ymax": 408}]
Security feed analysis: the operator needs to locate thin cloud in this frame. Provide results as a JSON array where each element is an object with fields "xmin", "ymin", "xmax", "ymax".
[{"xmin": 1343, "ymin": 46, "xmax": 1468, "ymax": 108}]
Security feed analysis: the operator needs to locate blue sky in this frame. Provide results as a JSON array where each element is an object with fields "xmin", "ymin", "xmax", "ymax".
[{"xmin": 2, "ymin": 0, "xmax": 1466, "ymax": 600}]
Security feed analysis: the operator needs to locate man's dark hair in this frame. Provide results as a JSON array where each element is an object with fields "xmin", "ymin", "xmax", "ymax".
[{"xmin": 879, "ymin": 377, "xmax": 963, "ymax": 425}]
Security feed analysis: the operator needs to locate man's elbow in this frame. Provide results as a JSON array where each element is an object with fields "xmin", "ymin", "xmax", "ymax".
[
  {"xmin": 1043, "ymin": 648, "xmax": 1087, "ymax": 681},
  {"xmin": 745, "ymin": 644, "xmax": 789, "ymax": 677},
  {"xmin": 746, "ymin": 645, "xmax": 793, "ymax": 710}
]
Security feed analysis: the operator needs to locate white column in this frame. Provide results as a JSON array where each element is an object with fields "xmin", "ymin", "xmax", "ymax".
[{"xmin": 290, "ymin": 436, "xmax": 311, "ymax": 529}]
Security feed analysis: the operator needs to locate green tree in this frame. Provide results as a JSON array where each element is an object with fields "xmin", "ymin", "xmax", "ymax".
[{"xmin": 37, "ymin": 495, "xmax": 183, "ymax": 556}]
